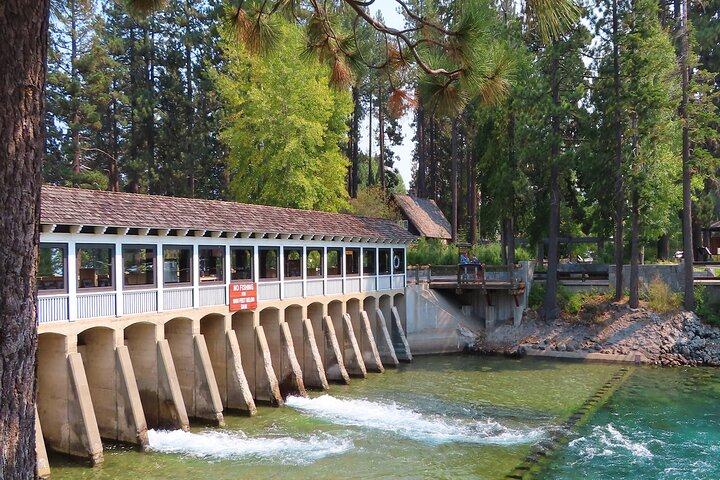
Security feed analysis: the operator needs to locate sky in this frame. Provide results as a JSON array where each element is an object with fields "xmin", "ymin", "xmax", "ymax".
[{"xmin": 357, "ymin": 1, "xmax": 416, "ymax": 191}]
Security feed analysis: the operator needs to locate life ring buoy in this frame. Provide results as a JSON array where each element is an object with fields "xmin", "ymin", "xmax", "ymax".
[{"xmin": 393, "ymin": 255, "xmax": 401, "ymax": 270}]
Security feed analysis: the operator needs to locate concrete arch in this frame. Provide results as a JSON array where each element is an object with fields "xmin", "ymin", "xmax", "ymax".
[
  {"xmin": 200, "ymin": 313, "xmax": 228, "ymax": 406},
  {"xmin": 346, "ymin": 297, "xmax": 362, "ymax": 351},
  {"xmin": 285, "ymin": 304, "xmax": 304, "ymax": 372},
  {"xmin": 124, "ymin": 323, "xmax": 162, "ymax": 427},
  {"xmin": 393, "ymin": 293, "xmax": 406, "ymax": 332},
  {"xmin": 379, "ymin": 295, "xmax": 392, "ymax": 332},
  {"xmin": 307, "ymin": 302, "xmax": 325, "ymax": 365},
  {"xmin": 259, "ymin": 307, "xmax": 282, "ymax": 383},
  {"xmin": 328, "ymin": 300, "xmax": 344, "ymax": 348},
  {"xmin": 231, "ymin": 310, "xmax": 256, "ymax": 398},
  {"xmin": 77, "ymin": 327, "xmax": 116, "ymax": 440},
  {"xmin": 165, "ymin": 318, "xmax": 195, "ymax": 418},
  {"xmin": 38, "ymin": 332, "xmax": 103, "ymax": 464}
]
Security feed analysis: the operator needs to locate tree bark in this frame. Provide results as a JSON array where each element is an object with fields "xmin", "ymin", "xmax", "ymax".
[
  {"xmin": 0, "ymin": 1, "xmax": 48, "ymax": 477},
  {"xmin": 542, "ymin": 57, "xmax": 562, "ymax": 321},
  {"xmin": 451, "ymin": 116, "xmax": 458, "ymax": 243},
  {"xmin": 681, "ymin": 0, "xmax": 694, "ymax": 309},
  {"xmin": 657, "ymin": 234, "xmax": 670, "ymax": 261},
  {"xmin": 367, "ymin": 92, "xmax": 373, "ymax": 185},
  {"xmin": 612, "ymin": 0, "xmax": 625, "ymax": 302},
  {"xmin": 378, "ymin": 84, "xmax": 385, "ymax": 190},
  {"xmin": 468, "ymin": 148, "xmax": 477, "ymax": 245},
  {"xmin": 417, "ymin": 106, "xmax": 425, "ymax": 197},
  {"xmin": 350, "ymin": 86, "xmax": 360, "ymax": 198},
  {"xmin": 629, "ymin": 188, "xmax": 640, "ymax": 308}
]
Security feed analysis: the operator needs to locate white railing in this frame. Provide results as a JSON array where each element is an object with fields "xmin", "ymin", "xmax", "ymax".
[
  {"xmin": 199, "ymin": 285, "xmax": 226, "ymax": 307},
  {"xmin": 38, "ymin": 295, "xmax": 69, "ymax": 323},
  {"xmin": 362, "ymin": 276, "xmax": 376, "ymax": 292},
  {"xmin": 378, "ymin": 275, "xmax": 392, "ymax": 290},
  {"xmin": 345, "ymin": 277, "xmax": 361, "ymax": 293},
  {"xmin": 258, "ymin": 282, "xmax": 281, "ymax": 301},
  {"xmin": 306, "ymin": 279, "xmax": 324, "ymax": 297},
  {"xmin": 123, "ymin": 290, "xmax": 158, "ymax": 315},
  {"xmin": 327, "ymin": 278, "xmax": 343, "ymax": 295},
  {"xmin": 77, "ymin": 291, "xmax": 116, "ymax": 319},
  {"xmin": 284, "ymin": 281, "xmax": 303, "ymax": 299},
  {"xmin": 164, "ymin": 287, "xmax": 193, "ymax": 311},
  {"xmin": 392, "ymin": 274, "xmax": 406, "ymax": 289}
]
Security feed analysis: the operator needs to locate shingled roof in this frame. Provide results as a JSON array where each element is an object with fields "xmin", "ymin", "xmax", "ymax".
[
  {"xmin": 393, "ymin": 194, "xmax": 451, "ymax": 240},
  {"xmin": 41, "ymin": 186, "xmax": 416, "ymax": 243}
]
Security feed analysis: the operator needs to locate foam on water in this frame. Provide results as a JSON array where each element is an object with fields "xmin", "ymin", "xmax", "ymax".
[
  {"xmin": 147, "ymin": 429, "xmax": 351, "ymax": 464},
  {"xmin": 568, "ymin": 424, "xmax": 653, "ymax": 461},
  {"xmin": 286, "ymin": 395, "xmax": 544, "ymax": 445}
]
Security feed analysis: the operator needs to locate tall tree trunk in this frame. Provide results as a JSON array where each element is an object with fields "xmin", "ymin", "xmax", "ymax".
[
  {"xmin": 681, "ymin": 0, "xmax": 694, "ymax": 309},
  {"xmin": 71, "ymin": 0, "xmax": 82, "ymax": 174},
  {"xmin": 451, "ymin": 116, "xmax": 458, "ymax": 243},
  {"xmin": 629, "ymin": 187, "xmax": 640, "ymax": 308},
  {"xmin": 612, "ymin": 0, "xmax": 625, "ymax": 301},
  {"xmin": 507, "ymin": 100, "xmax": 516, "ymax": 266},
  {"xmin": 507, "ymin": 217, "xmax": 516, "ymax": 265},
  {"xmin": 0, "ymin": 1, "xmax": 48, "ymax": 477},
  {"xmin": 657, "ymin": 234, "xmax": 670, "ymax": 261},
  {"xmin": 417, "ymin": 106, "xmax": 425, "ymax": 197},
  {"xmin": 469, "ymin": 153, "xmax": 477, "ymax": 245},
  {"xmin": 378, "ymin": 84, "xmax": 385, "ymax": 190},
  {"xmin": 145, "ymin": 23, "xmax": 156, "ymax": 193},
  {"xmin": 185, "ymin": 0, "xmax": 195, "ymax": 197},
  {"xmin": 500, "ymin": 219, "xmax": 508, "ymax": 264},
  {"xmin": 367, "ymin": 92, "xmax": 373, "ymax": 186},
  {"xmin": 429, "ymin": 116, "xmax": 437, "ymax": 200},
  {"xmin": 110, "ymin": 80, "xmax": 120, "ymax": 192},
  {"xmin": 350, "ymin": 86, "xmax": 360, "ymax": 198},
  {"xmin": 542, "ymin": 57, "xmax": 562, "ymax": 321}
]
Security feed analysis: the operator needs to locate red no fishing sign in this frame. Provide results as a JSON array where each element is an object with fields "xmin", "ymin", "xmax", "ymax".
[{"xmin": 229, "ymin": 282, "xmax": 257, "ymax": 311}]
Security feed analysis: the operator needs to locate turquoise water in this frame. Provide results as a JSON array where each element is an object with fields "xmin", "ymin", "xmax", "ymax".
[
  {"xmin": 47, "ymin": 356, "xmax": 720, "ymax": 479},
  {"xmin": 546, "ymin": 367, "xmax": 720, "ymax": 480}
]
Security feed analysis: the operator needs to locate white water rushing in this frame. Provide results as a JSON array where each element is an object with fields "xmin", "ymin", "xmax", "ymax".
[
  {"xmin": 147, "ymin": 429, "xmax": 351, "ymax": 464},
  {"xmin": 286, "ymin": 395, "xmax": 544, "ymax": 445},
  {"xmin": 568, "ymin": 424, "xmax": 654, "ymax": 460}
]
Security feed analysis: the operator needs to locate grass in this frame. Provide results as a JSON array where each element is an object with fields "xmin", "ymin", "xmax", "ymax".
[{"xmin": 643, "ymin": 275, "xmax": 681, "ymax": 313}]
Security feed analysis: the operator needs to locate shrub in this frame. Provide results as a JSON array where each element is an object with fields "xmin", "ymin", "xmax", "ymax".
[
  {"xmin": 695, "ymin": 285, "xmax": 720, "ymax": 326},
  {"xmin": 645, "ymin": 275, "xmax": 681, "ymax": 313},
  {"xmin": 528, "ymin": 283, "xmax": 545, "ymax": 308}
]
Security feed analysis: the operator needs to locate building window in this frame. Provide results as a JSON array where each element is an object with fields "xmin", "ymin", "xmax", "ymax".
[
  {"xmin": 306, "ymin": 248, "xmax": 323, "ymax": 277},
  {"xmin": 164, "ymin": 246, "xmax": 192, "ymax": 285},
  {"xmin": 37, "ymin": 244, "xmax": 66, "ymax": 292},
  {"xmin": 393, "ymin": 249, "xmax": 405, "ymax": 274},
  {"xmin": 123, "ymin": 246, "xmax": 155, "ymax": 287},
  {"xmin": 327, "ymin": 248, "xmax": 342, "ymax": 276},
  {"xmin": 259, "ymin": 247, "xmax": 279, "ymax": 280},
  {"xmin": 345, "ymin": 248, "xmax": 360, "ymax": 276},
  {"xmin": 199, "ymin": 247, "xmax": 224, "ymax": 283},
  {"xmin": 78, "ymin": 245, "xmax": 114, "ymax": 289},
  {"xmin": 284, "ymin": 247, "xmax": 302, "ymax": 278},
  {"xmin": 363, "ymin": 248, "xmax": 376, "ymax": 275},
  {"xmin": 379, "ymin": 248, "xmax": 391, "ymax": 275},
  {"xmin": 231, "ymin": 247, "xmax": 253, "ymax": 281}
]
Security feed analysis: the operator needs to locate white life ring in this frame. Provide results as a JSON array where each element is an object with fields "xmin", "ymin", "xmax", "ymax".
[{"xmin": 393, "ymin": 255, "xmax": 401, "ymax": 270}]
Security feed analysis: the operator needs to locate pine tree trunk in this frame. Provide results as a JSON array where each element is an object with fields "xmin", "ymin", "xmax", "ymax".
[
  {"xmin": 378, "ymin": 85, "xmax": 385, "ymax": 190},
  {"xmin": 0, "ymin": 1, "xmax": 48, "ymax": 477},
  {"xmin": 185, "ymin": 0, "xmax": 195, "ymax": 197},
  {"xmin": 71, "ymin": 0, "xmax": 82, "ymax": 174},
  {"xmin": 657, "ymin": 234, "xmax": 670, "ymax": 261},
  {"xmin": 417, "ymin": 106, "xmax": 425, "ymax": 197},
  {"xmin": 507, "ymin": 217, "xmax": 516, "ymax": 266},
  {"xmin": 451, "ymin": 116, "xmax": 458, "ymax": 243},
  {"xmin": 542, "ymin": 57, "xmax": 562, "ymax": 321},
  {"xmin": 429, "ymin": 116, "xmax": 437, "ymax": 200},
  {"xmin": 350, "ymin": 86, "xmax": 360, "ymax": 198},
  {"xmin": 612, "ymin": 0, "xmax": 625, "ymax": 301},
  {"xmin": 367, "ymin": 92, "xmax": 373, "ymax": 185},
  {"xmin": 681, "ymin": 0, "xmax": 694, "ymax": 309},
  {"xmin": 469, "ymin": 156, "xmax": 477, "ymax": 245},
  {"xmin": 629, "ymin": 188, "xmax": 640, "ymax": 308}
]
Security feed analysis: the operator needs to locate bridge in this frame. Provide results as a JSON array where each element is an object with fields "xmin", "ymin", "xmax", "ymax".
[{"xmin": 34, "ymin": 186, "xmax": 415, "ymax": 477}]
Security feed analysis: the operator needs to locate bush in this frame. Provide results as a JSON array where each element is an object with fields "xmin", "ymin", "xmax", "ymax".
[
  {"xmin": 528, "ymin": 283, "xmax": 545, "ymax": 309},
  {"xmin": 645, "ymin": 275, "xmax": 681, "ymax": 313},
  {"xmin": 408, "ymin": 240, "xmax": 534, "ymax": 266},
  {"xmin": 695, "ymin": 285, "xmax": 720, "ymax": 326}
]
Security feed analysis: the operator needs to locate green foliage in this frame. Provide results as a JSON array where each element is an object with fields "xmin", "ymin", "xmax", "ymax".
[
  {"xmin": 349, "ymin": 185, "xmax": 401, "ymax": 220},
  {"xmin": 694, "ymin": 285, "xmax": 720, "ymax": 326},
  {"xmin": 407, "ymin": 240, "xmax": 533, "ymax": 266},
  {"xmin": 644, "ymin": 275, "xmax": 681, "ymax": 313},
  {"xmin": 217, "ymin": 21, "xmax": 352, "ymax": 212},
  {"xmin": 528, "ymin": 282, "xmax": 545, "ymax": 309}
]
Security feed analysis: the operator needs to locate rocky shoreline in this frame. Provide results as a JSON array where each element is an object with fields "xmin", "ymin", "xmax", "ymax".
[{"xmin": 472, "ymin": 304, "xmax": 720, "ymax": 367}]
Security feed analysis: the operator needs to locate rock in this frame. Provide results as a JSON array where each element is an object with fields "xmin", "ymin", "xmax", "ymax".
[
  {"xmin": 558, "ymin": 343, "xmax": 567, "ymax": 352},
  {"xmin": 566, "ymin": 343, "xmax": 576, "ymax": 352}
]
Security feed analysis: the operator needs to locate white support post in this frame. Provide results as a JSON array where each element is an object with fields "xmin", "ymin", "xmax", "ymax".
[
  {"xmin": 342, "ymin": 247, "xmax": 346, "ymax": 294},
  {"xmin": 67, "ymin": 240, "xmax": 77, "ymax": 321},
  {"xmin": 375, "ymin": 248, "xmax": 380, "ymax": 291},
  {"xmin": 279, "ymin": 246, "xmax": 285, "ymax": 300},
  {"xmin": 253, "ymin": 245, "xmax": 260, "ymax": 285},
  {"xmin": 115, "ymin": 241, "xmax": 124, "ymax": 317},
  {"xmin": 359, "ymin": 247, "xmax": 365, "ymax": 292},
  {"xmin": 322, "ymin": 246, "xmax": 328, "ymax": 295},
  {"xmin": 192, "ymin": 244, "xmax": 200, "ymax": 308},
  {"xmin": 225, "ymin": 244, "xmax": 231, "ymax": 305},
  {"xmin": 302, "ymin": 246, "xmax": 307, "ymax": 298},
  {"xmin": 157, "ymin": 244, "xmax": 164, "ymax": 312}
]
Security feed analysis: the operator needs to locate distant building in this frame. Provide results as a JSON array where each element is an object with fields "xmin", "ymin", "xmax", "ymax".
[{"xmin": 392, "ymin": 194, "xmax": 451, "ymax": 242}]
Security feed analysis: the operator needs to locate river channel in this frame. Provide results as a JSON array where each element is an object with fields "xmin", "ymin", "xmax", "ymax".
[{"xmin": 49, "ymin": 355, "xmax": 720, "ymax": 479}]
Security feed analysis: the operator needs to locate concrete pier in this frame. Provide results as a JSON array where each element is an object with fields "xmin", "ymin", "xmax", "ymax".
[
  {"xmin": 359, "ymin": 311, "xmax": 384, "ymax": 373},
  {"xmin": 375, "ymin": 309, "xmax": 399, "ymax": 367},
  {"xmin": 35, "ymin": 407, "xmax": 51, "ymax": 479},
  {"xmin": 254, "ymin": 325, "xmax": 283, "ymax": 405},
  {"xmin": 322, "ymin": 315, "xmax": 350, "ymax": 384},
  {"xmin": 302, "ymin": 318, "xmax": 329, "ymax": 390},
  {"xmin": 391, "ymin": 307, "xmax": 413, "ymax": 362},
  {"xmin": 342, "ymin": 313, "xmax": 367, "ymax": 378},
  {"xmin": 279, "ymin": 322, "xmax": 307, "ymax": 397}
]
